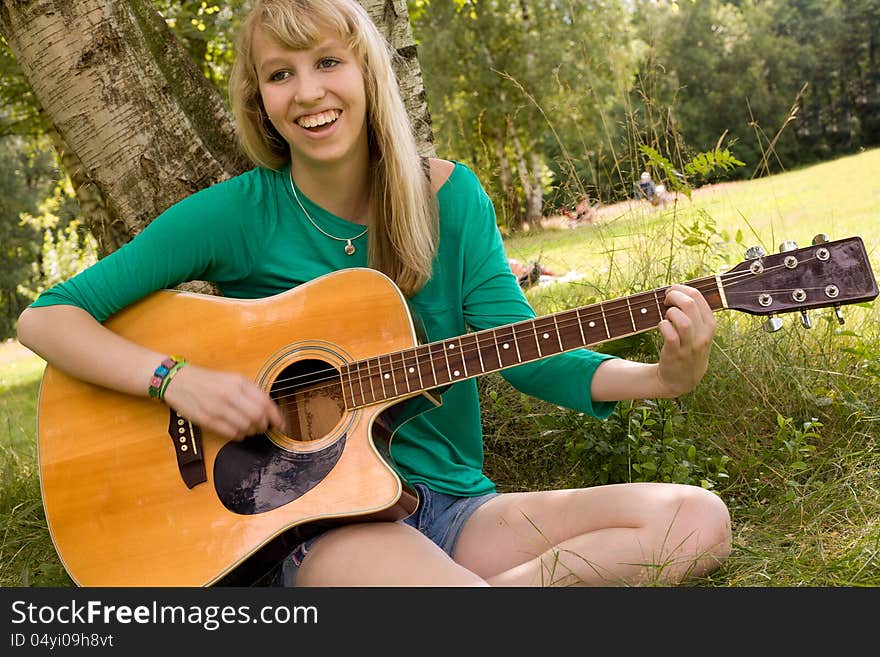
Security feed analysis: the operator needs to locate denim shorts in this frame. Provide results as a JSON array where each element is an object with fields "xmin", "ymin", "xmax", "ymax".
[{"xmin": 276, "ymin": 483, "xmax": 498, "ymax": 586}]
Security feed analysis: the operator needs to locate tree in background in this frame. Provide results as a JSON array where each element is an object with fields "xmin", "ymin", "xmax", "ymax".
[
  {"xmin": 0, "ymin": 0, "xmax": 432, "ymax": 338},
  {"xmin": 412, "ymin": 0, "xmax": 636, "ymax": 230}
]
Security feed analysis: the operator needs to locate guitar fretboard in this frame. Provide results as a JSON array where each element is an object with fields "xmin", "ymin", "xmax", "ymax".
[{"xmin": 341, "ymin": 275, "xmax": 724, "ymax": 409}]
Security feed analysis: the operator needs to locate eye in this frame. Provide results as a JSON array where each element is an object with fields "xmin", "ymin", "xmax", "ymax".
[
  {"xmin": 268, "ymin": 70, "xmax": 291, "ymax": 82},
  {"xmin": 317, "ymin": 58, "xmax": 340, "ymax": 70}
]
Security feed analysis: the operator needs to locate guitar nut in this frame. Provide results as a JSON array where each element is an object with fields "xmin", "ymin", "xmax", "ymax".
[
  {"xmin": 784, "ymin": 256, "xmax": 798, "ymax": 269},
  {"xmin": 750, "ymin": 261, "xmax": 764, "ymax": 275},
  {"xmin": 816, "ymin": 248, "xmax": 830, "ymax": 261},
  {"xmin": 758, "ymin": 294, "xmax": 773, "ymax": 307},
  {"xmin": 180, "ymin": 444, "xmax": 188, "ymax": 452},
  {"xmin": 825, "ymin": 285, "xmax": 840, "ymax": 298},
  {"xmin": 792, "ymin": 289, "xmax": 806, "ymax": 302}
]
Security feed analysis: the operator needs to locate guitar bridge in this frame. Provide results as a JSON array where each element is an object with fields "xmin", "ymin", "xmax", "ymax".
[{"xmin": 167, "ymin": 409, "xmax": 207, "ymax": 489}]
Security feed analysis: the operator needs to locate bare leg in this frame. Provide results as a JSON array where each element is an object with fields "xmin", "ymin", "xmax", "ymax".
[
  {"xmin": 295, "ymin": 521, "xmax": 489, "ymax": 587},
  {"xmin": 452, "ymin": 483, "xmax": 731, "ymax": 586}
]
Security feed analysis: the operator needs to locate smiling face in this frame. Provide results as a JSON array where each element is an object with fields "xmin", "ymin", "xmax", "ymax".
[{"xmin": 252, "ymin": 25, "xmax": 369, "ymax": 171}]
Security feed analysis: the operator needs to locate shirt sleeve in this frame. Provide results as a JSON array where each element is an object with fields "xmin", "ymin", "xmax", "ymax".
[
  {"xmin": 456, "ymin": 166, "xmax": 618, "ymax": 419},
  {"xmin": 29, "ymin": 173, "xmax": 265, "ymax": 322}
]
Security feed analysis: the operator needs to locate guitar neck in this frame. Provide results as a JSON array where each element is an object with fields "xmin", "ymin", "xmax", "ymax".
[{"xmin": 341, "ymin": 274, "xmax": 725, "ymax": 409}]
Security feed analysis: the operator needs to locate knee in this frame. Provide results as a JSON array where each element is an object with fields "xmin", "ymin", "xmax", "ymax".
[{"xmin": 657, "ymin": 484, "xmax": 732, "ymax": 560}]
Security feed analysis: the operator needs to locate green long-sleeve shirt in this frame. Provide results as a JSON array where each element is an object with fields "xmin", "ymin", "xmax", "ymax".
[{"xmin": 31, "ymin": 161, "xmax": 616, "ymax": 495}]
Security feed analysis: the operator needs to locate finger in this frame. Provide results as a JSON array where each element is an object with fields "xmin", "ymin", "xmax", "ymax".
[
  {"xmin": 663, "ymin": 305, "xmax": 693, "ymax": 344},
  {"xmin": 657, "ymin": 318, "xmax": 679, "ymax": 348},
  {"xmin": 239, "ymin": 384, "xmax": 286, "ymax": 433},
  {"xmin": 672, "ymin": 284, "xmax": 716, "ymax": 327}
]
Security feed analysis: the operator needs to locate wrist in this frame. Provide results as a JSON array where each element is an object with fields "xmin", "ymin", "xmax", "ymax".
[{"xmin": 148, "ymin": 355, "xmax": 188, "ymax": 402}]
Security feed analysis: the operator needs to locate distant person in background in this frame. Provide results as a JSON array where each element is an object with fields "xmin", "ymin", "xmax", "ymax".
[{"xmin": 638, "ymin": 171, "xmax": 656, "ymax": 204}]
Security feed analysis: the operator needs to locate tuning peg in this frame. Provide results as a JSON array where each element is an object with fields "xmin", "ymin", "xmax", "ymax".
[
  {"xmin": 745, "ymin": 245, "xmax": 766, "ymax": 260},
  {"xmin": 779, "ymin": 240, "xmax": 798, "ymax": 252},
  {"xmin": 812, "ymin": 233, "xmax": 829, "ymax": 245},
  {"xmin": 800, "ymin": 310, "xmax": 812, "ymax": 328},
  {"xmin": 833, "ymin": 305, "xmax": 845, "ymax": 325},
  {"xmin": 764, "ymin": 315, "xmax": 783, "ymax": 332}
]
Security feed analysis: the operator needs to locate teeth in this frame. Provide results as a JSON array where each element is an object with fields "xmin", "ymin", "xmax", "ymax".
[{"xmin": 296, "ymin": 110, "xmax": 340, "ymax": 128}]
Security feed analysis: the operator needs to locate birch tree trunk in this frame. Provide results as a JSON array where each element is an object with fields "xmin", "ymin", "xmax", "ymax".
[{"xmin": 0, "ymin": 0, "xmax": 433, "ymax": 256}]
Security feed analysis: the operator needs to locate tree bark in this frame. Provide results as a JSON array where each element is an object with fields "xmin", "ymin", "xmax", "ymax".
[{"xmin": 0, "ymin": 0, "xmax": 434, "ymax": 253}]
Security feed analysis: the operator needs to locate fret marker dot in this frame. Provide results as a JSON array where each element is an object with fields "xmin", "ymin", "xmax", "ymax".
[
  {"xmin": 502, "ymin": 343, "xmax": 510, "ymax": 349},
  {"xmin": 408, "ymin": 367, "xmax": 415, "ymax": 373},
  {"xmin": 588, "ymin": 321, "xmax": 596, "ymax": 328},
  {"xmin": 384, "ymin": 374, "xmax": 390, "ymax": 379},
  {"xmin": 542, "ymin": 333, "xmax": 549, "ymax": 339},
  {"xmin": 448, "ymin": 343, "xmax": 456, "ymax": 349},
  {"xmin": 640, "ymin": 308, "xmax": 648, "ymax": 314},
  {"xmin": 454, "ymin": 370, "xmax": 460, "ymax": 377}
]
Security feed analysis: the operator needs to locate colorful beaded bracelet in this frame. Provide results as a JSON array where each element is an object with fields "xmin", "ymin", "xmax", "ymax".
[{"xmin": 148, "ymin": 354, "xmax": 187, "ymax": 401}]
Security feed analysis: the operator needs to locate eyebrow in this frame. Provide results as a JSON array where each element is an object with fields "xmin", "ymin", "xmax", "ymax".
[{"xmin": 257, "ymin": 40, "xmax": 349, "ymax": 71}]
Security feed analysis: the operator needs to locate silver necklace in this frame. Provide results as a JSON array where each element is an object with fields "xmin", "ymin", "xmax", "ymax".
[{"xmin": 289, "ymin": 172, "xmax": 368, "ymax": 256}]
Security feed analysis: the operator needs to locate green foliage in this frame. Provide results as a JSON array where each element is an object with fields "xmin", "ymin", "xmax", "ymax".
[
  {"xmin": 638, "ymin": 142, "xmax": 746, "ymax": 197},
  {"xmin": 153, "ymin": 0, "xmax": 249, "ymax": 100},
  {"xmin": 0, "ymin": 135, "xmax": 66, "ymax": 339},
  {"xmin": 551, "ymin": 399, "xmax": 731, "ymax": 490}
]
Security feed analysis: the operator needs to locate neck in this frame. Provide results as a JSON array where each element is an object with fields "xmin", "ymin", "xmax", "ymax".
[{"xmin": 289, "ymin": 152, "xmax": 372, "ymax": 226}]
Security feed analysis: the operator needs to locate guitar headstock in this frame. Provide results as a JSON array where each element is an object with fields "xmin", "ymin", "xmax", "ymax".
[{"xmin": 720, "ymin": 235, "xmax": 878, "ymax": 328}]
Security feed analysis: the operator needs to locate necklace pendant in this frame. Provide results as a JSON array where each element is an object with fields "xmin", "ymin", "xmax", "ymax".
[{"xmin": 344, "ymin": 240, "xmax": 356, "ymax": 256}]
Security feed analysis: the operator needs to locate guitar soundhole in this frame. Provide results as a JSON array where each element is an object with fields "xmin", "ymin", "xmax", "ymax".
[{"xmin": 269, "ymin": 358, "xmax": 345, "ymax": 443}]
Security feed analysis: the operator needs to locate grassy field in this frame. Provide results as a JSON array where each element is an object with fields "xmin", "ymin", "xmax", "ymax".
[{"xmin": 1, "ymin": 149, "xmax": 878, "ymax": 587}]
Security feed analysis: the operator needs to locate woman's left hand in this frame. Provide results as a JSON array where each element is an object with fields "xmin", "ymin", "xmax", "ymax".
[{"xmin": 655, "ymin": 284, "xmax": 717, "ymax": 397}]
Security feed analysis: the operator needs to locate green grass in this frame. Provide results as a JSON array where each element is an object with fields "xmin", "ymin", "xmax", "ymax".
[
  {"xmin": 1, "ymin": 149, "xmax": 878, "ymax": 586},
  {"xmin": 0, "ymin": 346, "xmax": 72, "ymax": 586}
]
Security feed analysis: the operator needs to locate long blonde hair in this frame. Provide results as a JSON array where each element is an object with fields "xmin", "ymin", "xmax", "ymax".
[{"xmin": 229, "ymin": 0, "xmax": 437, "ymax": 296}]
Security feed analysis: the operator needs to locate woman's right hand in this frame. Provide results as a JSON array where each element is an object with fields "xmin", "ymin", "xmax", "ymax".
[{"xmin": 161, "ymin": 363, "xmax": 287, "ymax": 441}]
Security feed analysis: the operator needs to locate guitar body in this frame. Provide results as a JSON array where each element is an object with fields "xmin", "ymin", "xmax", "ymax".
[{"xmin": 38, "ymin": 268, "xmax": 425, "ymax": 587}]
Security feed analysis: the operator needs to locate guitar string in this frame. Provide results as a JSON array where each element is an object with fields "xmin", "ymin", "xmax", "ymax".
[
  {"xmin": 264, "ymin": 258, "xmax": 830, "ymax": 406},
  {"xmin": 267, "ymin": 259, "xmax": 830, "ymax": 402},
  {"xmin": 270, "ymin": 270, "xmax": 829, "ymax": 407}
]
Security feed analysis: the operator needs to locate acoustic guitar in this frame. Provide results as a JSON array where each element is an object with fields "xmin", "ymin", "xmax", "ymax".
[{"xmin": 37, "ymin": 235, "xmax": 877, "ymax": 586}]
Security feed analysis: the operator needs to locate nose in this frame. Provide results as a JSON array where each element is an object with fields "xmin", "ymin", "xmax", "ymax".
[{"xmin": 294, "ymin": 70, "xmax": 326, "ymax": 105}]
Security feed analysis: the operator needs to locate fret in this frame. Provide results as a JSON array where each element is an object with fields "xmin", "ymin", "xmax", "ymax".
[
  {"xmin": 578, "ymin": 308, "xmax": 605, "ymax": 345},
  {"xmin": 512, "ymin": 322, "xmax": 539, "ymax": 362},
  {"xmin": 411, "ymin": 347, "xmax": 424, "ymax": 389},
  {"xmin": 443, "ymin": 339, "xmax": 467, "ymax": 382},
  {"xmin": 631, "ymin": 291, "xmax": 663, "ymax": 332},
  {"xmin": 461, "ymin": 333, "xmax": 483, "ymax": 377},
  {"xmin": 491, "ymin": 330, "xmax": 503, "ymax": 369},
  {"xmin": 575, "ymin": 307, "xmax": 587, "ymax": 345},
  {"xmin": 345, "ymin": 363, "xmax": 358, "ymax": 408},
  {"xmin": 532, "ymin": 322, "xmax": 543, "ymax": 358},
  {"xmin": 494, "ymin": 324, "xmax": 520, "ymax": 368},
  {"xmin": 419, "ymin": 344, "xmax": 437, "ymax": 388},
  {"xmin": 532, "ymin": 316, "xmax": 563, "ymax": 357},
  {"xmin": 398, "ymin": 350, "xmax": 415, "ymax": 393},
  {"xmin": 352, "ymin": 361, "xmax": 364, "ymax": 407},
  {"xmin": 367, "ymin": 360, "xmax": 379, "ymax": 402},
  {"xmin": 474, "ymin": 332, "xmax": 486, "ymax": 373},
  {"xmin": 440, "ymin": 339, "xmax": 453, "ymax": 382},
  {"xmin": 376, "ymin": 356, "xmax": 388, "ymax": 399},
  {"xmin": 476, "ymin": 329, "xmax": 503, "ymax": 373},
  {"xmin": 381, "ymin": 354, "xmax": 398, "ymax": 396},
  {"xmin": 654, "ymin": 288, "xmax": 666, "ymax": 319},
  {"xmin": 599, "ymin": 303, "xmax": 610, "ymax": 338},
  {"xmin": 389, "ymin": 352, "xmax": 408, "ymax": 394},
  {"xmin": 552, "ymin": 314, "xmax": 564, "ymax": 351},
  {"xmin": 624, "ymin": 296, "xmax": 638, "ymax": 332},
  {"xmin": 426, "ymin": 342, "xmax": 451, "ymax": 386}
]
